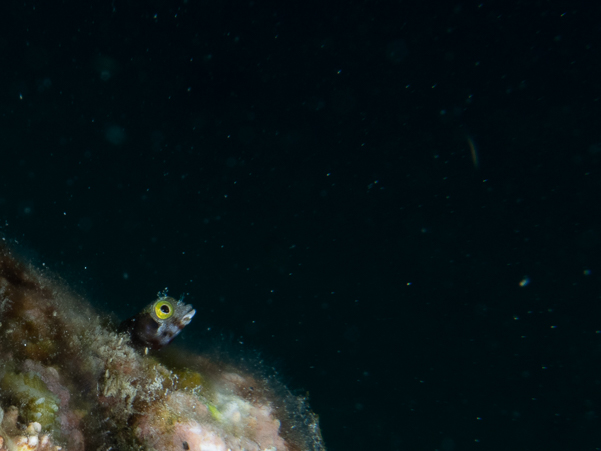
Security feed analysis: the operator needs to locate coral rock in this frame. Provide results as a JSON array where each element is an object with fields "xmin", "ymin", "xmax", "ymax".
[{"xmin": 0, "ymin": 244, "xmax": 325, "ymax": 451}]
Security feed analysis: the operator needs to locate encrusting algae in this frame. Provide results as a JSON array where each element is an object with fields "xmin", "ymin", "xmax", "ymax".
[{"xmin": 0, "ymin": 242, "xmax": 325, "ymax": 451}]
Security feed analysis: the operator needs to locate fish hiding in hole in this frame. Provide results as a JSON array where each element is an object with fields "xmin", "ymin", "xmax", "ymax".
[{"xmin": 119, "ymin": 290, "xmax": 196, "ymax": 350}]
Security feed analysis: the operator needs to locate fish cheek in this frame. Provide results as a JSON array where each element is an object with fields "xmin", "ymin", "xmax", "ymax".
[{"xmin": 133, "ymin": 315, "xmax": 163, "ymax": 349}]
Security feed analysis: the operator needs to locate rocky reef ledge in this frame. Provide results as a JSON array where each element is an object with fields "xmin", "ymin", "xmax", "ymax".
[{"xmin": 0, "ymin": 243, "xmax": 325, "ymax": 451}]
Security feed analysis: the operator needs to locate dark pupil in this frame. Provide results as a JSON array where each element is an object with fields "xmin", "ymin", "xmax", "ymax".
[{"xmin": 160, "ymin": 305, "xmax": 170, "ymax": 314}]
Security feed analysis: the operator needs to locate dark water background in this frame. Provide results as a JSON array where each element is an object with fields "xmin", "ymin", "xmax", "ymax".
[{"xmin": 1, "ymin": 1, "xmax": 601, "ymax": 450}]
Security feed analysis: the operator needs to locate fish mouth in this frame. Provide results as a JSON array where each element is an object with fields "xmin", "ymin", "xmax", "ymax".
[{"xmin": 181, "ymin": 308, "xmax": 196, "ymax": 325}]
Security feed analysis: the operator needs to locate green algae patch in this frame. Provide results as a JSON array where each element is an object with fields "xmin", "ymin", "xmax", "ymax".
[
  {"xmin": 207, "ymin": 403, "xmax": 223, "ymax": 422},
  {"xmin": 0, "ymin": 371, "xmax": 60, "ymax": 430}
]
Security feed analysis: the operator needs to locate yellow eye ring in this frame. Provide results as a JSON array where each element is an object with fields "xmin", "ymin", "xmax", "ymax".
[{"xmin": 154, "ymin": 299, "xmax": 174, "ymax": 320}]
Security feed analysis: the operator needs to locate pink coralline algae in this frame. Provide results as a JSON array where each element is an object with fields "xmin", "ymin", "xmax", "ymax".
[{"xmin": 0, "ymin": 243, "xmax": 325, "ymax": 451}]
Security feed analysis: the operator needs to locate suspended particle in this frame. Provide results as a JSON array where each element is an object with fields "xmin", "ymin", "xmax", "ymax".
[{"xmin": 467, "ymin": 135, "xmax": 479, "ymax": 169}]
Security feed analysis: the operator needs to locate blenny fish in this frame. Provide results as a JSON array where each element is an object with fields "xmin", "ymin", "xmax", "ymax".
[{"xmin": 119, "ymin": 290, "xmax": 196, "ymax": 350}]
